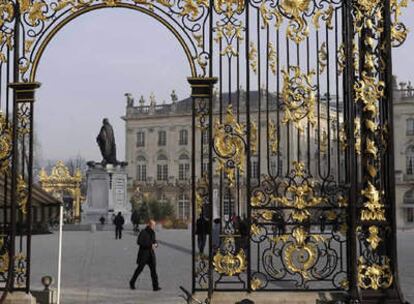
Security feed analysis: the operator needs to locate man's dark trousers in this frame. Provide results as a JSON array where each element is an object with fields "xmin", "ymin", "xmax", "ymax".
[
  {"xmin": 115, "ymin": 227, "xmax": 122, "ymax": 239},
  {"xmin": 130, "ymin": 255, "xmax": 159, "ymax": 289}
]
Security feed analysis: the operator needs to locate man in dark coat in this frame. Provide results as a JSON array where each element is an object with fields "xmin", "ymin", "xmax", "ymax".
[
  {"xmin": 114, "ymin": 212, "xmax": 125, "ymax": 239},
  {"xmin": 195, "ymin": 214, "xmax": 209, "ymax": 255},
  {"xmin": 129, "ymin": 220, "xmax": 161, "ymax": 291}
]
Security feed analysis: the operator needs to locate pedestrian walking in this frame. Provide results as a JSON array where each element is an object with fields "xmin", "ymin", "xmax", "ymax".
[
  {"xmin": 114, "ymin": 212, "xmax": 125, "ymax": 239},
  {"xmin": 195, "ymin": 214, "xmax": 209, "ymax": 256},
  {"xmin": 129, "ymin": 219, "xmax": 161, "ymax": 291}
]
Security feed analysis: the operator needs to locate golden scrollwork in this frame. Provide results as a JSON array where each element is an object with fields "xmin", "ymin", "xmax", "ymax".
[
  {"xmin": 360, "ymin": 181, "xmax": 386, "ymax": 221},
  {"xmin": 312, "ymin": 4, "xmax": 333, "ymax": 30},
  {"xmin": 318, "ymin": 42, "xmax": 327, "ymax": 74},
  {"xmin": 17, "ymin": 176, "xmax": 28, "ymax": 214},
  {"xmin": 213, "ymin": 105, "xmax": 245, "ymax": 187},
  {"xmin": 250, "ymin": 121, "xmax": 258, "ymax": 155},
  {"xmin": 390, "ymin": 0, "xmax": 413, "ymax": 47},
  {"xmin": 337, "ymin": 43, "xmax": 346, "ymax": 75},
  {"xmin": 358, "ymin": 257, "xmax": 393, "ymax": 290},
  {"xmin": 251, "ymin": 277, "xmax": 263, "ymax": 291},
  {"xmin": 181, "ymin": 0, "xmax": 208, "ymax": 20},
  {"xmin": 0, "ymin": 112, "xmax": 12, "ymax": 174},
  {"xmin": 0, "ymin": 0, "xmax": 14, "ymax": 29},
  {"xmin": 268, "ymin": 119, "xmax": 278, "ymax": 155},
  {"xmin": 367, "ymin": 225, "xmax": 381, "ymax": 250},
  {"xmin": 216, "ymin": 23, "xmax": 243, "ymax": 57},
  {"xmin": 214, "ymin": 0, "xmax": 244, "ymax": 18},
  {"xmin": 248, "ymin": 42, "xmax": 257, "ymax": 74},
  {"xmin": 281, "ymin": 66, "xmax": 316, "ymax": 132},
  {"xmin": 195, "ymin": 174, "xmax": 208, "ymax": 216},
  {"xmin": 279, "ymin": 0, "xmax": 310, "ymax": 44},
  {"xmin": 251, "ymin": 191, "xmax": 265, "ymax": 207},
  {"xmin": 354, "ymin": 117, "xmax": 361, "ymax": 155},
  {"xmin": 268, "ymin": 42, "xmax": 277, "ymax": 75},
  {"xmin": 354, "ymin": 73, "xmax": 384, "ymax": 117},
  {"xmin": 282, "ymin": 227, "xmax": 323, "ymax": 280},
  {"xmin": 339, "ymin": 123, "xmax": 347, "ymax": 152},
  {"xmin": 270, "ymin": 161, "xmax": 325, "ymax": 222},
  {"xmin": 213, "ymin": 249, "xmax": 247, "ymax": 276}
]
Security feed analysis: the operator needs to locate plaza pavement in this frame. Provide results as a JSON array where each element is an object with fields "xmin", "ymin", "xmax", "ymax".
[{"xmin": 30, "ymin": 228, "xmax": 414, "ymax": 304}]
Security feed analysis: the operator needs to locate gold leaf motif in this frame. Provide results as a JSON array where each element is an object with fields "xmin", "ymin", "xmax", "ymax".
[
  {"xmin": 367, "ymin": 226, "xmax": 381, "ymax": 250},
  {"xmin": 339, "ymin": 123, "xmax": 347, "ymax": 152},
  {"xmin": 213, "ymin": 249, "xmax": 247, "ymax": 276},
  {"xmin": 358, "ymin": 257, "xmax": 393, "ymax": 290},
  {"xmin": 268, "ymin": 42, "xmax": 277, "ymax": 75},
  {"xmin": 214, "ymin": 0, "xmax": 244, "ymax": 18},
  {"xmin": 268, "ymin": 119, "xmax": 278, "ymax": 155},
  {"xmin": 354, "ymin": 118, "xmax": 361, "ymax": 155},
  {"xmin": 281, "ymin": 66, "xmax": 317, "ymax": 132},
  {"xmin": 213, "ymin": 105, "xmax": 245, "ymax": 187},
  {"xmin": 318, "ymin": 42, "xmax": 327, "ymax": 74},
  {"xmin": 361, "ymin": 181, "xmax": 386, "ymax": 221},
  {"xmin": 271, "ymin": 161, "xmax": 325, "ymax": 222},
  {"xmin": 248, "ymin": 42, "xmax": 257, "ymax": 74},
  {"xmin": 251, "ymin": 277, "xmax": 263, "ymax": 291}
]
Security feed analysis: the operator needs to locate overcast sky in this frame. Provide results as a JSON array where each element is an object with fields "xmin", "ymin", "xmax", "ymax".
[{"xmin": 35, "ymin": 7, "xmax": 414, "ymax": 163}]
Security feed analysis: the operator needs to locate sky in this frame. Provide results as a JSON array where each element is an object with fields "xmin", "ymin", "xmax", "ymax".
[{"xmin": 35, "ymin": 7, "xmax": 414, "ymax": 163}]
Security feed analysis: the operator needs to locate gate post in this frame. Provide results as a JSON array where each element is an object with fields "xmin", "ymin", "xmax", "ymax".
[
  {"xmin": 188, "ymin": 77, "xmax": 217, "ymax": 298},
  {"xmin": 8, "ymin": 81, "xmax": 41, "ymax": 295},
  {"xmin": 350, "ymin": 0, "xmax": 407, "ymax": 302}
]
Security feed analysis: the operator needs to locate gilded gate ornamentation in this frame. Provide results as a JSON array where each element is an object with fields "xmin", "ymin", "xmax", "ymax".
[{"xmin": 0, "ymin": 0, "xmax": 413, "ymax": 299}]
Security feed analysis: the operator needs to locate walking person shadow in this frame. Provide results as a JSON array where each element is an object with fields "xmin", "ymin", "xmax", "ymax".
[{"xmin": 129, "ymin": 219, "xmax": 161, "ymax": 292}]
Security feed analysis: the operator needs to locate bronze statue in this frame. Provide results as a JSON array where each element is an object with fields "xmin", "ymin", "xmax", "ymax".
[{"xmin": 97, "ymin": 118, "xmax": 117, "ymax": 165}]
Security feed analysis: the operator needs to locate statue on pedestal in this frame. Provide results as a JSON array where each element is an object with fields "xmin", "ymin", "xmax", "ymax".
[{"xmin": 97, "ymin": 118, "xmax": 117, "ymax": 165}]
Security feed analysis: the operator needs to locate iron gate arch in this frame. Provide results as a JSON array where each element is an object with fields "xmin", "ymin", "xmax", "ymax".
[{"xmin": 0, "ymin": 0, "xmax": 412, "ymax": 303}]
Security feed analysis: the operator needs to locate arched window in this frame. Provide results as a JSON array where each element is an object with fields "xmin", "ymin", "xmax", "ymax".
[
  {"xmin": 178, "ymin": 154, "xmax": 190, "ymax": 180},
  {"xmin": 177, "ymin": 193, "xmax": 190, "ymax": 220},
  {"xmin": 136, "ymin": 156, "xmax": 147, "ymax": 181},
  {"xmin": 406, "ymin": 146, "xmax": 414, "ymax": 175},
  {"xmin": 157, "ymin": 154, "xmax": 168, "ymax": 181},
  {"xmin": 179, "ymin": 129, "xmax": 188, "ymax": 145},
  {"xmin": 403, "ymin": 190, "xmax": 414, "ymax": 223},
  {"xmin": 407, "ymin": 118, "xmax": 414, "ymax": 135}
]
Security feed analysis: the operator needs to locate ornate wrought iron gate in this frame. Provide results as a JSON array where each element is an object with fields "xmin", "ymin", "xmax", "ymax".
[{"xmin": 0, "ymin": 0, "xmax": 411, "ymax": 302}]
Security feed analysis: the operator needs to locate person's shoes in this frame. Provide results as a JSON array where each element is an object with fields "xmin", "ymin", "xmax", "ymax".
[
  {"xmin": 129, "ymin": 281, "xmax": 136, "ymax": 290},
  {"xmin": 153, "ymin": 287, "xmax": 161, "ymax": 291}
]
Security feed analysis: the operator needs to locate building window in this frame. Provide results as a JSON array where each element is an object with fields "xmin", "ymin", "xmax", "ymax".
[
  {"xmin": 202, "ymin": 130, "xmax": 209, "ymax": 145},
  {"xmin": 251, "ymin": 158, "xmax": 259, "ymax": 179},
  {"xmin": 178, "ymin": 193, "xmax": 190, "ymax": 220},
  {"xmin": 137, "ymin": 131, "xmax": 145, "ymax": 147},
  {"xmin": 407, "ymin": 146, "xmax": 414, "ymax": 175},
  {"xmin": 157, "ymin": 154, "xmax": 168, "ymax": 181},
  {"xmin": 223, "ymin": 191, "xmax": 234, "ymax": 217},
  {"xmin": 158, "ymin": 130, "xmax": 167, "ymax": 146},
  {"xmin": 202, "ymin": 162, "xmax": 208, "ymax": 175},
  {"xmin": 178, "ymin": 154, "xmax": 190, "ymax": 180},
  {"xmin": 403, "ymin": 190, "xmax": 414, "ymax": 223},
  {"xmin": 136, "ymin": 156, "xmax": 147, "ymax": 181},
  {"xmin": 407, "ymin": 118, "xmax": 414, "ymax": 135},
  {"xmin": 179, "ymin": 129, "xmax": 188, "ymax": 145}
]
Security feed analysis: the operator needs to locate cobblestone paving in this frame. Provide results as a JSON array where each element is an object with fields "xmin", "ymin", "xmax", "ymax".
[{"xmin": 31, "ymin": 228, "xmax": 414, "ymax": 304}]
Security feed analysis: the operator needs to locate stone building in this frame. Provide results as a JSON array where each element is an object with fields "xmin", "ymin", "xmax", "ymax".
[
  {"xmin": 393, "ymin": 78, "xmax": 414, "ymax": 229},
  {"xmin": 123, "ymin": 90, "xmax": 342, "ymax": 222}
]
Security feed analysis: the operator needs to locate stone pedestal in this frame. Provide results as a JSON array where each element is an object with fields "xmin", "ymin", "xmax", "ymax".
[
  {"xmin": 4, "ymin": 292, "xmax": 37, "ymax": 304},
  {"xmin": 83, "ymin": 162, "xmax": 130, "ymax": 224}
]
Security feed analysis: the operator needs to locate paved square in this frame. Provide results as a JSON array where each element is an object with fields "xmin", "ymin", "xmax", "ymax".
[{"xmin": 30, "ymin": 228, "xmax": 414, "ymax": 304}]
